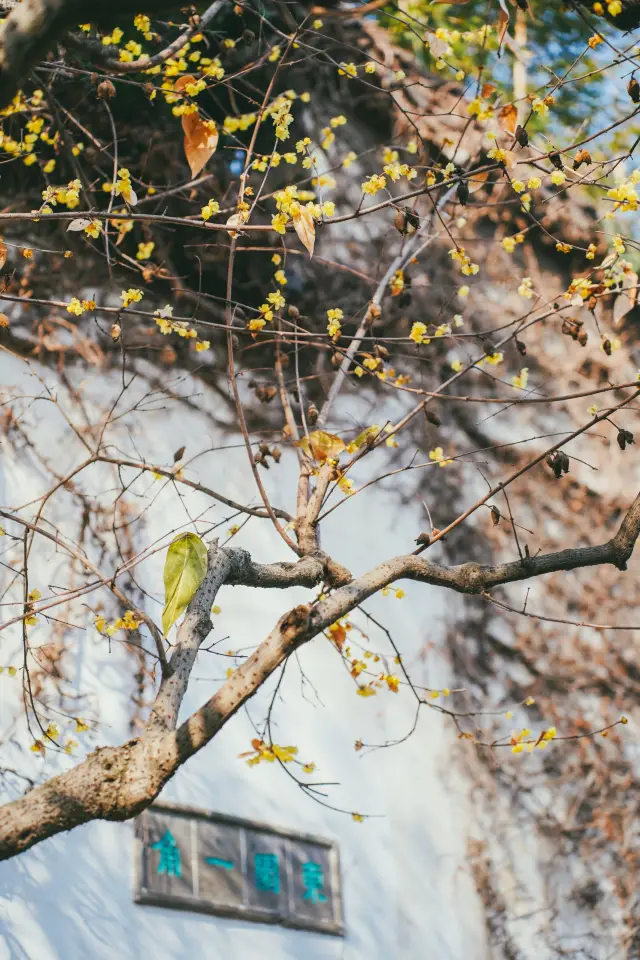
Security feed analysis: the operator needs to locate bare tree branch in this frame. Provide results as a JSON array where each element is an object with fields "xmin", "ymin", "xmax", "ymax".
[{"xmin": 1, "ymin": 486, "xmax": 639, "ymax": 860}]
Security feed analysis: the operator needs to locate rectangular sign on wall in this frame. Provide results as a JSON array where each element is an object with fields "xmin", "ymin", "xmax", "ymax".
[{"xmin": 133, "ymin": 802, "xmax": 344, "ymax": 936}]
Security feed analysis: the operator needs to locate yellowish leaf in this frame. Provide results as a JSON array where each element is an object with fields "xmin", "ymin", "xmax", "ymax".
[
  {"xmin": 162, "ymin": 532, "xmax": 208, "ymax": 636},
  {"xmin": 0, "ymin": 240, "xmax": 6, "ymax": 270},
  {"xmin": 296, "ymin": 430, "xmax": 345, "ymax": 461},
  {"xmin": 293, "ymin": 206, "xmax": 315, "ymax": 257}
]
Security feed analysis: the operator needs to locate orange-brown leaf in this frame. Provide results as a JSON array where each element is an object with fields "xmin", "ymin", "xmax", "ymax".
[
  {"xmin": 0, "ymin": 241, "xmax": 7, "ymax": 270},
  {"xmin": 182, "ymin": 112, "xmax": 219, "ymax": 179},
  {"xmin": 498, "ymin": 103, "xmax": 518, "ymax": 135}
]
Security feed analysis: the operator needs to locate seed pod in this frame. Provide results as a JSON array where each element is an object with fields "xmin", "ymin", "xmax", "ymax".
[
  {"xmin": 173, "ymin": 445, "xmax": 185, "ymax": 463},
  {"xmin": 405, "ymin": 208, "xmax": 420, "ymax": 234},
  {"xmin": 456, "ymin": 179, "xmax": 469, "ymax": 206},
  {"xmin": 111, "ymin": 323, "xmax": 121, "ymax": 341},
  {"xmin": 490, "ymin": 505, "xmax": 501, "ymax": 525},
  {"xmin": 287, "ymin": 304, "xmax": 299, "ymax": 321},
  {"xmin": 415, "ymin": 531, "xmax": 431, "ymax": 546},
  {"xmin": 374, "ymin": 344, "xmax": 389, "ymax": 360},
  {"xmin": 425, "ymin": 409, "xmax": 441, "ymax": 427},
  {"xmin": 548, "ymin": 151, "xmax": 563, "ymax": 170},
  {"xmin": 515, "ymin": 124, "xmax": 529, "ymax": 148},
  {"xmin": 578, "ymin": 330, "xmax": 589, "ymax": 346},
  {"xmin": 97, "ymin": 79, "xmax": 116, "ymax": 100},
  {"xmin": 617, "ymin": 428, "xmax": 635, "ymax": 450},
  {"xmin": 516, "ymin": 339, "xmax": 527, "ymax": 356},
  {"xmin": 394, "ymin": 208, "xmax": 408, "ymax": 235},
  {"xmin": 271, "ymin": 447, "xmax": 282, "ymax": 463},
  {"xmin": 628, "ymin": 76, "xmax": 640, "ymax": 104},
  {"xmin": 573, "ymin": 149, "xmax": 592, "ymax": 170},
  {"xmin": 307, "ymin": 402, "xmax": 319, "ymax": 425},
  {"xmin": 602, "ymin": 338, "xmax": 612, "ymax": 356},
  {"xmin": 483, "ymin": 338, "xmax": 497, "ymax": 356},
  {"xmin": 259, "ymin": 442, "xmax": 271, "ymax": 456}
]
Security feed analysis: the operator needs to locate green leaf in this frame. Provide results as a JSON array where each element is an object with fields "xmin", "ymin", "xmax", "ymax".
[{"xmin": 162, "ymin": 533, "xmax": 208, "ymax": 636}]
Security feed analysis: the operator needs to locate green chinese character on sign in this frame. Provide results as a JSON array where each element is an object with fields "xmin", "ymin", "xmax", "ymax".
[
  {"xmin": 254, "ymin": 852, "xmax": 280, "ymax": 893},
  {"xmin": 151, "ymin": 831, "xmax": 181, "ymax": 877},
  {"xmin": 302, "ymin": 861, "xmax": 327, "ymax": 904}
]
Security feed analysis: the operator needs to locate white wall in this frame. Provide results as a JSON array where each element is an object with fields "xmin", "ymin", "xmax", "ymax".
[{"xmin": 0, "ymin": 356, "xmax": 489, "ymax": 960}]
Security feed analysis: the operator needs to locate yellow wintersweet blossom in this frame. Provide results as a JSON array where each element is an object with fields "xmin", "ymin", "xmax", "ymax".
[
  {"xmin": 274, "ymin": 269, "xmax": 287, "ymax": 285},
  {"xmin": 512, "ymin": 367, "xmax": 529, "ymax": 390},
  {"xmin": 518, "ymin": 277, "xmax": 534, "ymax": 299},
  {"xmin": 356, "ymin": 685, "xmax": 376, "ymax": 697},
  {"xmin": 195, "ymin": 340, "xmax": 210, "ymax": 352},
  {"xmin": 201, "ymin": 199, "xmax": 220, "ymax": 220},
  {"xmin": 502, "ymin": 237, "xmax": 516, "ymax": 253},
  {"xmin": 272, "ymin": 212, "xmax": 288, "ymax": 234},
  {"xmin": 67, "ymin": 298, "xmax": 85, "ymax": 316},
  {"xmin": 248, "ymin": 318, "xmax": 266, "ymax": 332},
  {"xmin": 327, "ymin": 307, "xmax": 343, "ymax": 339},
  {"xmin": 429, "ymin": 447, "xmax": 452, "ymax": 467},
  {"xmin": 527, "ymin": 176, "xmax": 542, "ymax": 190},
  {"xmin": 361, "ymin": 173, "xmax": 386, "ymax": 195},
  {"xmin": 121, "ymin": 288, "xmax": 143, "ymax": 308},
  {"xmin": 136, "ymin": 241, "xmax": 155, "ymax": 260},
  {"xmin": 551, "ymin": 170, "xmax": 567, "ymax": 186},
  {"xmin": 410, "ymin": 322, "xmax": 430, "ymax": 345},
  {"xmin": 531, "ymin": 98, "xmax": 549, "ymax": 116},
  {"xmin": 338, "ymin": 61, "xmax": 358, "ymax": 78}
]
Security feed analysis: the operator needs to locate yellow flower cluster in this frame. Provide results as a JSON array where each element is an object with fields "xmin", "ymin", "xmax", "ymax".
[
  {"xmin": 449, "ymin": 246, "xmax": 479, "ymax": 276},
  {"xmin": 327, "ymin": 307, "xmax": 343, "ymax": 339},
  {"xmin": 121, "ymin": 287, "xmax": 143, "ymax": 308},
  {"xmin": 201, "ymin": 199, "xmax": 220, "ymax": 220}
]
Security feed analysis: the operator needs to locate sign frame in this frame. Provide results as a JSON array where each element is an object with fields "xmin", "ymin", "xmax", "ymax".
[{"xmin": 133, "ymin": 801, "xmax": 344, "ymax": 936}]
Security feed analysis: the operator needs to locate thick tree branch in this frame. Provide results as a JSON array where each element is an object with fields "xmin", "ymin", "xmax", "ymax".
[
  {"xmin": 0, "ymin": 0, "xmax": 190, "ymax": 108},
  {"xmin": 1, "ymin": 490, "xmax": 638, "ymax": 861}
]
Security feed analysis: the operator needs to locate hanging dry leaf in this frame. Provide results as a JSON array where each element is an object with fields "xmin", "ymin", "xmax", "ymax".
[
  {"xmin": 498, "ymin": 103, "xmax": 518, "ymax": 134},
  {"xmin": 293, "ymin": 206, "xmax": 315, "ymax": 257},
  {"xmin": 481, "ymin": 82, "xmax": 497, "ymax": 99},
  {"xmin": 182, "ymin": 112, "xmax": 219, "ymax": 179},
  {"xmin": 173, "ymin": 74, "xmax": 195, "ymax": 94},
  {"xmin": 497, "ymin": 8, "xmax": 510, "ymax": 49},
  {"xmin": 0, "ymin": 313, "xmax": 8, "ymax": 328},
  {"xmin": 66, "ymin": 218, "xmax": 92, "ymax": 232},
  {"xmin": 225, "ymin": 212, "xmax": 245, "ymax": 238},
  {"xmin": 0, "ymin": 241, "xmax": 7, "ymax": 270},
  {"xmin": 469, "ymin": 169, "xmax": 490, "ymax": 194}
]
